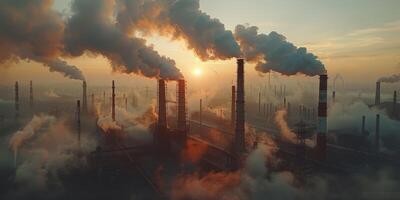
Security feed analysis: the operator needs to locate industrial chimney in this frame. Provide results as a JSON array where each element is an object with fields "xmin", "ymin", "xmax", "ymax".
[
  {"xmin": 316, "ymin": 74, "xmax": 328, "ymax": 160},
  {"xmin": 112, "ymin": 80, "xmax": 116, "ymax": 121},
  {"xmin": 332, "ymin": 91, "xmax": 336, "ymax": 104},
  {"xmin": 158, "ymin": 79, "xmax": 167, "ymax": 130},
  {"xmin": 76, "ymin": 100, "xmax": 81, "ymax": 148},
  {"xmin": 29, "ymin": 80, "xmax": 33, "ymax": 108},
  {"xmin": 235, "ymin": 58, "xmax": 245, "ymax": 154},
  {"xmin": 15, "ymin": 81, "xmax": 19, "ymax": 119},
  {"xmin": 82, "ymin": 81, "xmax": 88, "ymax": 113},
  {"xmin": 177, "ymin": 79, "xmax": 187, "ymax": 132},
  {"xmin": 375, "ymin": 114, "xmax": 380, "ymax": 151},
  {"xmin": 375, "ymin": 82, "xmax": 381, "ymax": 105},
  {"xmin": 231, "ymin": 85, "xmax": 236, "ymax": 126}
]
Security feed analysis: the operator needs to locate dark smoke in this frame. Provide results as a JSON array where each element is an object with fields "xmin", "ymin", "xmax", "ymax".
[
  {"xmin": 65, "ymin": 0, "xmax": 183, "ymax": 80},
  {"xmin": 378, "ymin": 73, "xmax": 400, "ymax": 83},
  {"xmin": 235, "ymin": 25, "xmax": 326, "ymax": 76},
  {"xmin": 0, "ymin": 0, "xmax": 85, "ymax": 80},
  {"xmin": 117, "ymin": 0, "xmax": 241, "ymax": 60}
]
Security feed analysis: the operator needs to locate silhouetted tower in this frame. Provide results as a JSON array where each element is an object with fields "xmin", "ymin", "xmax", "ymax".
[
  {"xmin": 375, "ymin": 114, "xmax": 380, "ymax": 151},
  {"xmin": 29, "ymin": 80, "xmax": 33, "ymax": 108},
  {"xmin": 15, "ymin": 81, "xmax": 19, "ymax": 119},
  {"xmin": 158, "ymin": 80, "xmax": 167, "ymax": 130},
  {"xmin": 82, "ymin": 81, "xmax": 88, "ymax": 113},
  {"xmin": 375, "ymin": 82, "xmax": 381, "ymax": 105},
  {"xmin": 258, "ymin": 92, "xmax": 261, "ymax": 113},
  {"xmin": 125, "ymin": 94, "xmax": 128, "ymax": 111},
  {"xmin": 316, "ymin": 74, "xmax": 328, "ymax": 160},
  {"xmin": 332, "ymin": 91, "xmax": 336, "ymax": 103},
  {"xmin": 231, "ymin": 85, "xmax": 236, "ymax": 126},
  {"xmin": 177, "ymin": 80, "xmax": 187, "ymax": 132},
  {"xmin": 112, "ymin": 80, "xmax": 116, "ymax": 121},
  {"xmin": 76, "ymin": 100, "xmax": 81, "ymax": 148},
  {"xmin": 103, "ymin": 91, "xmax": 106, "ymax": 104},
  {"xmin": 235, "ymin": 58, "xmax": 245, "ymax": 154}
]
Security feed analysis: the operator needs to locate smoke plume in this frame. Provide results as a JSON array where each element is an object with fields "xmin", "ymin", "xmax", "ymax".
[
  {"xmin": 235, "ymin": 25, "xmax": 326, "ymax": 76},
  {"xmin": 117, "ymin": 0, "xmax": 241, "ymax": 60},
  {"xmin": 65, "ymin": 0, "xmax": 183, "ymax": 80},
  {"xmin": 378, "ymin": 73, "xmax": 400, "ymax": 83},
  {"xmin": 0, "ymin": 0, "xmax": 85, "ymax": 80},
  {"xmin": 333, "ymin": 73, "xmax": 345, "ymax": 90}
]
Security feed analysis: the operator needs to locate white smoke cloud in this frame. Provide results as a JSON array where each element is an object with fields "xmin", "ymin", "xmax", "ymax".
[{"xmin": 235, "ymin": 25, "xmax": 326, "ymax": 76}]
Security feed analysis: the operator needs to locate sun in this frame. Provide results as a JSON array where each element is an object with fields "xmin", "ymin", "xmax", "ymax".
[{"xmin": 193, "ymin": 68, "xmax": 203, "ymax": 77}]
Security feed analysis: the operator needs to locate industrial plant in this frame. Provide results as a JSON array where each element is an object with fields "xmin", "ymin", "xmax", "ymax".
[{"xmin": 1, "ymin": 0, "xmax": 400, "ymax": 200}]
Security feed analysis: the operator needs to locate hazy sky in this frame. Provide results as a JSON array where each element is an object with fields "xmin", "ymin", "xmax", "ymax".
[{"xmin": 1, "ymin": 0, "xmax": 400, "ymax": 90}]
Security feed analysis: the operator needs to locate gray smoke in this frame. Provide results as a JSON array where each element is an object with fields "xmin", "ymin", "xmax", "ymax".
[
  {"xmin": 235, "ymin": 25, "xmax": 326, "ymax": 76},
  {"xmin": 0, "ymin": 0, "xmax": 85, "ymax": 80},
  {"xmin": 117, "ymin": 0, "xmax": 241, "ymax": 60},
  {"xmin": 333, "ymin": 73, "xmax": 344, "ymax": 90},
  {"xmin": 65, "ymin": 0, "xmax": 183, "ymax": 80},
  {"xmin": 378, "ymin": 73, "xmax": 400, "ymax": 83}
]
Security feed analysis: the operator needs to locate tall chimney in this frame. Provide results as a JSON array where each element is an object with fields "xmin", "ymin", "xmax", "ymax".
[
  {"xmin": 332, "ymin": 91, "xmax": 336, "ymax": 103},
  {"xmin": 375, "ymin": 82, "xmax": 381, "ymax": 105},
  {"xmin": 393, "ymin": 91, "xmax": 397, "ymax": 116},
  {"xmin": 29, "ymin": 80, "xmax": 33, "ymax": 108},
  {"xmin": 258, "ymin": 92, "xmax": 261, "ymax": 113},
  {"xmin": 316, "ymin": 74, "xmax": 328, "ymax": 160},
  {"xmin": 76, "ymin": 100, "xmax": 81, "ymax": 148},
  {"xmin": 177, "ymin": 79, "xmax": 187, "ymax": 132},
  {"xmin": 103, "ymin": 91, "xmax": 106, "ymax": 104},
  {"xmin": 82, "ymin": 81, "xmax": 88, "ymax": 113},
  {"xmin": 231, "ymin": 85, "xmax": 236, "ymax": 126},
  {"xmin": 361, "ymin": 115, "xmax": 366, "ymax": 135},
  {"xmin": 235, "ymin": 58, "xmax": 245, "ymax": 154},
  {"xmin": 112, "ymin": 80, "xmax": 115, "ymax": 121},
  {"xmin": 15, "ymin": 81, "xmax": 19, "ymax": 119},
  {"xmin": 125, "ymin": 94, "xmax": 128, "ymax": 111},
  {"xmin": 375, "ymin": 114, "xmax": 380, "ymax": 151},
  {"xmin": 158, "ymin": 79, "xmax": 167, "ymax": 130}
]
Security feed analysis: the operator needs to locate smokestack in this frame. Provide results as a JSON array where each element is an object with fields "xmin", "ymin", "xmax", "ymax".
[
  {"xmin": 332, "ymin": 91, "xmax": 336, "ymax": 103},
  {"xmin": 316, "ymin": 74, "xmax": 328, "ymax": 160},
  {"xmin": 82, "ymin": 81, "xmax": 88, "ymax": 113},
  {"xmin": 158, "ymin": 79, "xmax": 167, "ymax": 130},
  {"xmin": 125, "ymin": 95, "xmax": 128, "ymax": 111},
  {"xmin": 76, "ymin": 100, "xmax": 81, "ymax": 148},
  {"xmin": 235, "ymin": 58, "xmax": 245, "ymax": 154},
  {"xmin": 393, "ymin": 91, "xmax": 397, "ymax": 116},
  {"xmin": 177, "ymin": 79, "xmax": 187, "ymax": 132},
  {"xmin": 375, "ymin": 82, "xmax": 381, "ymax": 105},
  {"xmin": 112, "ymin": 80, "xmax": 115, "ymax": 121},
  {"xmin": 231, "ymin": 85, "xmax": 236, "ymax": 126},
  {"xmin": 29, "ymin": 80, "xmax": 33, "ymax": 108},
  {"xmin": 15, "ymin": 81, "xmax": 19, "ymax": 119},
  {"xmin": 361, "ymin": 115, "xmax": 366, "ymax": 135},
  {"xmin": 103, "ymin": 91, "xmax": 106, "ymax": 104},
  {"xmin": 375, "ymin": 114, "xmax": 380, "ymax": 151}
]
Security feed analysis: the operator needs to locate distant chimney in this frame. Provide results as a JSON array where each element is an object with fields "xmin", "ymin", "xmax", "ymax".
[
  {"xmin": 112, "ymin": 80, "xmax": 115, "ymax": 121},
  {"xmin": 361, "ymin": 115, "xmax": 366, "ymax": 135},
  {"xmin": 332, "ymin": 91, "xmax": 336, "ymax": 103},
  {"xmin": 231, "ymin": 85, "xmax": 236, "ymax": 126},
  {"xmin": 177, "ymin": 79, "xmax": 187, "ymax": 132},
  {"xmin": 235, "ymin": 58, "xmax": 245, "ymax": 154},
  {"xmin": 393, "ymin": 91, "xmax": 397, "ymax": 116},
  {"xmin": 258, "ymin": 92, "xmax": 261, "ymax": 113},
  {"xmin": 76, "ymin": 100, "xmax": 81, "ymax": 148},
  {"xmin": 158, "ymin": 79, "xmax": 167, "ymax": 130},
  {"xmin": 316, "ymin": 74, "xmax": 328, "ymax": 160},
  {"xmin": 125, "ymin": 94, "xmax": 128, "ymax": 111},
  {"xmin": 375, "ymin": 114, "xmax": 380, "ymax": 151},
  {"xmin": 375, "ymin": 82, "xmax": 381, "ymax": 105},
  {"xmin": 15, "ymin": 81, "xmax": 19, "ymax": 119},
  {"xmin": 82, "ymin": 81, "xmax": 88, "ymax": 113},
  {"xmin": 29, "ymin": 80, "xmax": 33, "ymax": 108}
]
